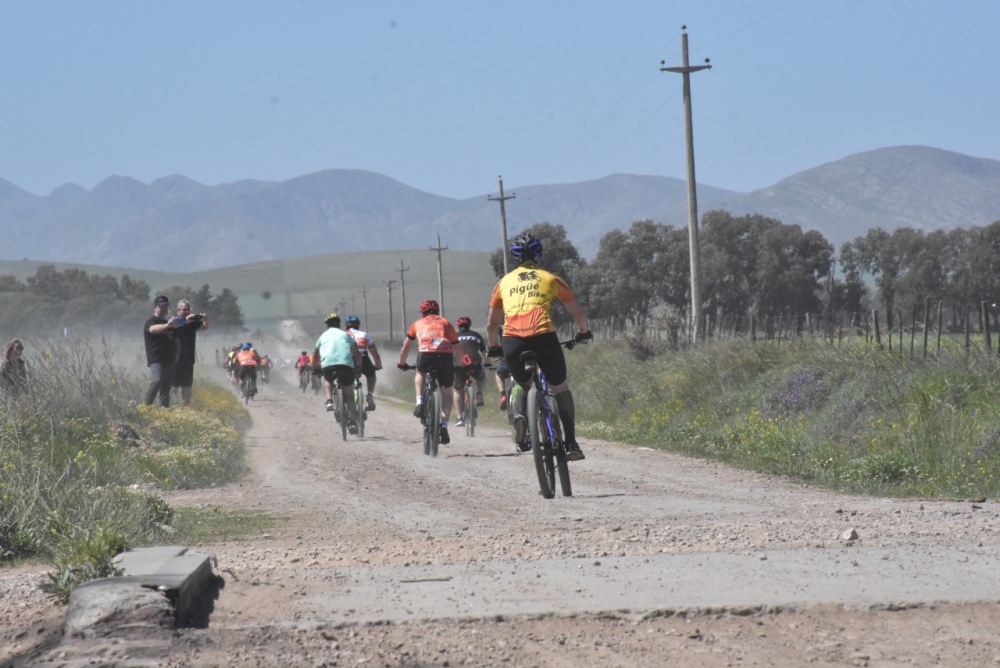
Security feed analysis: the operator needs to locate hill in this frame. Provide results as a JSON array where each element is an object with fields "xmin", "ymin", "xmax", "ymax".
[
  {"xmin": 1, "ymin": 145, "xmax": 998, "ymax": 272},
  {"xmin": 0, "ymin": 251, "xmax": 499, "ymax": 343}
]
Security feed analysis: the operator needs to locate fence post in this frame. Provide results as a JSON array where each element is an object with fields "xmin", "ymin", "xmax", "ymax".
[
  {"xmin": 872, "ymin": 310, "xmax": 882, "ymax": 348},
  {"xmin": 897, "ymin": 309, "xmax": 903, "ymax": 356},
  {"xmin": 983, "ymin": 301, "xmax": 993, "ymax": 352},
  {"xmin": 910, "ymin": 303, "xmax": 917, "ymax": 357},
  {"xmin": 965, "ymin": 303, "xmax": 972, "ymax": 353}
]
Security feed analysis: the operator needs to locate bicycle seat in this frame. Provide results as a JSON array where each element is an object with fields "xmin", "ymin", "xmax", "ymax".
[{"xmin": 519, "ymin": 350, "xmax": 541, "ymax": 363}]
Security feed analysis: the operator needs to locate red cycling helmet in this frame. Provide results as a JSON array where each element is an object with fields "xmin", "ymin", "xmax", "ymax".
[
  {"xmin": 419, "ymin": 299, "xmax": 440, "ymax": 315},
  {"xmin": 456, "ymin": 316, "xmax": 471, "ymax": 329}
]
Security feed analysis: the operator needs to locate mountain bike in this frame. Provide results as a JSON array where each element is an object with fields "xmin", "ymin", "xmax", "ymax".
[
  {"xmin": 400, "ymin": 364, "xmax": 443, "ymax": 457},
  {"xmin": 456, "ymin": 364, "xmax": 486, "ymax": 437},
  {"xmin": 240, "ymin": 372, "xmax": 254, "ymax": 406},
  {"xmin": 298, "ymin": 367, "xmax": 310, "ymax": 393},
  {"xmin": 522, "ymin": 340, "xmax": 579, "ymax": 499}
]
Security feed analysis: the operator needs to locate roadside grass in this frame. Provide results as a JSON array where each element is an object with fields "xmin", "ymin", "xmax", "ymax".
[
  {"xmin": 0, "ymin": 340, "xmax": 251, "ymax": 601},
  {"xmin": 569, "ymin": 336, "xmax": 1000, "ymax": 499},
  {"xmin": 171, "ymin": 506, "xmax": 286, "ymax": 545}
]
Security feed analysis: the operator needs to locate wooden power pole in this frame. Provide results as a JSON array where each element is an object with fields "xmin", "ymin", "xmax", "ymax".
[
  {"xmin": 488, "ymin": 176, "xmax": 516, "ymax": 275},
  {"xmin": 428, "ymin": 233, "xmax": 448, "ymax": 315},
  {"xmin": 661, "ymin": 26, "xmax": 710, "ymax": 342},
  {"xmin": 397, "ymin": 258, "xmax": 410, "ymax": 329}
]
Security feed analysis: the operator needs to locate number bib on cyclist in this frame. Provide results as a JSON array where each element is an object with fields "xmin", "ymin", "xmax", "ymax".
[{"xmin": 407, "ymin": 315, "xmax": 456, "ymax": 353}]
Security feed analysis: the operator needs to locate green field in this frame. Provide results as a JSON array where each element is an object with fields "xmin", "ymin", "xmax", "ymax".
[{"xmin": 0, "ymin": 249, "xmax": 499, "ymax": 340}]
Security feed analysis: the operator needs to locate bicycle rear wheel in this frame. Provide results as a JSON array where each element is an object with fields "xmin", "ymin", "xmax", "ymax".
[
  {"xmin": 354, "ymin": 383, "xmax": 365, "ymax": 438},
  {"xmin": 465, "ymin": 384, "xmax": 476, "ymax": 437},
  {"xmin": 336, "ymin": 385, "xmax": 348, "ymax": 441},
  {"xmin": 527, "ymin": 388, "xmax": 555, "ymax": 499},
  {"xmin": 547, "ymin": 397, "xmax": 572, "ymax": 497},
  {"xmin": 425, "ymin": 388, "xmax": 440, "ymax": 457}
]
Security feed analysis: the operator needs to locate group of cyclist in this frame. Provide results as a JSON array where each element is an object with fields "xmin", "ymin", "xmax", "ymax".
[
  {"xmin": 391, "ymin": 231, "xmax": 591, "ymax": 460},
  {"xmin": 222, "ymin": 342, "xmax": 274, "ymax": 398},
  {"xmin": 277, "ymin": 231, "xmax": 590, "ymax": 460}
]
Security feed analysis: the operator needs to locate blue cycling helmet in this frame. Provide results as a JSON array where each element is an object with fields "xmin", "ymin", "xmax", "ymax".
[
  {"xmin": 345, "ymin": 315, "xmax": 360, "ymax": 329},
  {"xmin": 241, "ymin": 343, "xmax": 251, "ymax": 351},
  {"xmin": 510, "ymin": 232, "xmax": 542, "ymax": 263}
]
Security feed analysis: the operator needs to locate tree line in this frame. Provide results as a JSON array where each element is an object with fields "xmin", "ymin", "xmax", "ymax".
[
  {"xmin": 490, "ymin": 213, "xmax": 1000, "ymax": 334},
  {"xmin": 0, "ymin": 265, "xmax": 245, "ymax": 338}
]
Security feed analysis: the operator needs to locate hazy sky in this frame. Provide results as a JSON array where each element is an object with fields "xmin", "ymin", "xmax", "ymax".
[{"xmin": 2, "ymin": 1, "xmax": 997, "ymax": 199}]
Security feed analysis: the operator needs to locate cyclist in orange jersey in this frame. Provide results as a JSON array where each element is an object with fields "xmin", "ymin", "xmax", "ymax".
[
  {"xmin": 486, "ymin": 231, "xmax": 592, "ymax": 460},
  {"xmin": 397, "ymin": 299, "xmax": 461, "ymax": 445}
]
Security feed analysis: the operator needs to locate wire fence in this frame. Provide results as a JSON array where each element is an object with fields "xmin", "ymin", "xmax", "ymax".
[{"xmin": 559, "ymin": 299, "xmax": 1000, "ymax": 358}]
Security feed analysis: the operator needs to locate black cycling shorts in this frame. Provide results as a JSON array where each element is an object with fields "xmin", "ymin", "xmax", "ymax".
[
  {"xmin": 416, "ymin": 352, "xmax": 455, "ymax": 389},
  {"xmin": 453, "ymin": 363, "xmax": 485, "ymax": 388},
  {"xmin": 360, "ymin": 354, "xmax": 377, "ymax": 379},
  {"xmin": 322, "ymin": 364, "xmax": 356, "ymax": 387},
  {"xmin": 238, "ymin": 365, "xmax": 257, "ymax": 381},
  {"xmin": 502, "ymin": 332, "xmax": 567, "ymax": 387}
]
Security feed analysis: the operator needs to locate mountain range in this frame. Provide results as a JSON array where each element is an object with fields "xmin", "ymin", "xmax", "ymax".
[{"xmin": 1, "ymin": 145, "xmax": 999, "ymax": 273}]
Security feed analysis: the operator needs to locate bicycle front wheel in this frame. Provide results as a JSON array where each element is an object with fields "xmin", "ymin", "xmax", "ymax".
[
  {"xmin": 527, "ymin": 388, "xmax": 555, "ymax": 499},
  {"xmin": 547, "ymin": 396, "xmax": 572, "ymax": 497}
]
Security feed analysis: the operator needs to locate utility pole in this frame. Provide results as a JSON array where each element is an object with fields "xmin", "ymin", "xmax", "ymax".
[
  {"xmin": 397, "ymin": 258, "xmax": 410, "ymax": 328},
  {"xmin": 385, "ymin": 280, "xmax": 397, "ymax": 345},
  {"xmin": 661, "ymin": 26, "xmax": 711, "ymax": 343},
  {"xmin": 428, "ymin": 233, "xmax": 448, "ymax": 315},
  {"xmin": 361, "ymin": 284, "xmax": 369, "ymax": 328},
  {"xmin": 350, "ymin": 291, "xmax": 356, "ymax": 315},
  {"xmin": 338, "ymin": 298, "xmax": 347, "ymax": 316},
  {"xmin": 488, "ymin": 176, "xmax": 516, "ymax": 275}
]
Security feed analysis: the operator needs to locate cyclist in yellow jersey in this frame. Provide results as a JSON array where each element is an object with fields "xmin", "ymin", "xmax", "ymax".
[{"xmin": 486, "ymin": 232, "xmax": 592, "ymax": 460}]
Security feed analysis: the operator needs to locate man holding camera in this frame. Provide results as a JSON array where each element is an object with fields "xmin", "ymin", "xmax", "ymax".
[{"xmin": 172, "ymin": 299, "xmax": 209, "ymax": 407}]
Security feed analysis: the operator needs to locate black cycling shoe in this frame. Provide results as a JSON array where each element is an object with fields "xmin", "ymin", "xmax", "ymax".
[
  {"xmin": 348, "ymin": 421, "xmax": 358, "ymax": 435},
  {"xmin": 565, "ymin": 441, "xmax": 586, "ymax": 462},
  {"xmin": 516, "ymin": 440, "xmax": 532, "ymax": 453},
  {"xmin": 439, "ymin": 427, "xmax": 450, "ymax": 445}
]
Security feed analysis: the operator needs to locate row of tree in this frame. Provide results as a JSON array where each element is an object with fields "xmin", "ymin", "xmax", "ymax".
[
  {"xmin": 490, "ymin": 213, "xmax": 1000, "ymax": 330},
  {"xmin": 0, "ymin": 265, "xmax": 245, "ymax": 338}
]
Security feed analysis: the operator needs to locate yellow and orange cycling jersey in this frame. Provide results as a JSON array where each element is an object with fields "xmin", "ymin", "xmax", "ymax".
[
  {"xmin": 406, "ymin": 314, "xmax": 458, "ymax": 353},
  {"xmin": 489, "ymin": 262, "xmax": 575, "ymax": 338}
]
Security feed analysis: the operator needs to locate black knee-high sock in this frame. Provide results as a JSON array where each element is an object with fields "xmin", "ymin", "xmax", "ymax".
[{"xmin": 555, "ymin": 390, "xmax": 576, "ymax": 443}]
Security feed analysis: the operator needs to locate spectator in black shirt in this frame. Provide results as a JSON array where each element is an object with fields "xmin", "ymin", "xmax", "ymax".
[
  {"xmin": 143, "ymin": 295, "xmax": 182, "ymax": 407},
  {"xmin": 171, "ymin": 299, "xmax": 210, "ymax": 407}
]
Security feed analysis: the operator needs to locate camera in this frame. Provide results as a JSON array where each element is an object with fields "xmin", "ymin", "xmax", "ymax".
[
  {"xmin": 189, "ymin": 313, "xmax": 204, "ymax": 322},
  {"xmin": 174, "ymin": 317, "xmax": 187, "ymax": 326}
]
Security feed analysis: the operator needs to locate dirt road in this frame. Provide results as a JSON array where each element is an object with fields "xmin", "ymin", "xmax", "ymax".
[{"xmin": 6, "ymin": 369, "xmax": 1000, "ymax": 666}]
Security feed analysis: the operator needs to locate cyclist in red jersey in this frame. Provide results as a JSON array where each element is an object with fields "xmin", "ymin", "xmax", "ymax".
[{"xmin": 397, "ymin": 299, "xmax": 461, "ymax": 445}]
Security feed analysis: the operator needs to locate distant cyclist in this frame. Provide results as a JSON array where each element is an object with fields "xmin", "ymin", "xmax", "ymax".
[
  {"xmin": 294, "ymin": 350, "xmax": 312, "ymax": 379},
  {"xmin": 314, "ymin": 313, "xmax": 364, "ymax": 433},
  {"xmin": 493, "ymin": 326, "xmax": 511, "ymax": 411},
  {"xmin": 235, "ymin": 343, "xmax": 261, "ymax": 398},
  {"xmin": 397, "ymin": 299, "xmax": 461, "ymax": 445},
  {"xmin": 344, "ymin": 315, "xmax": 383, "ymax": 412},
  {"xmin": 486, "ymin": 232, "xmax": 592, "ymax": 460},
  {"xmin": 452, "ymin": 316, "xmax": 487, "ymax": 427}
]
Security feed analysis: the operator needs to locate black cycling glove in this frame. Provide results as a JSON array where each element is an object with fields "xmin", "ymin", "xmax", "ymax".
[
  {"xmin": 574, "ymin": 330, "xmax": 594, "ymax": 343},
  {"xmin": 487, "ymin": 345, "xmax": 504, "ymax": 358}
]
